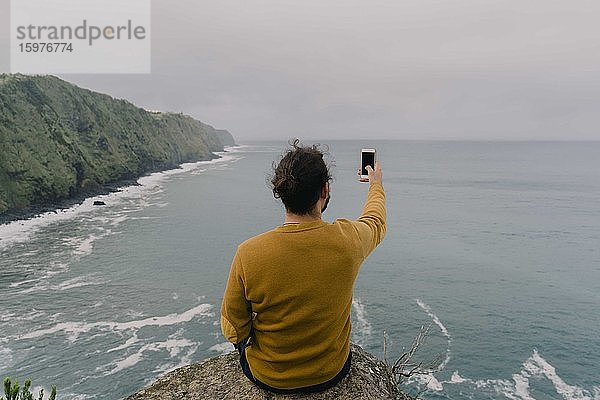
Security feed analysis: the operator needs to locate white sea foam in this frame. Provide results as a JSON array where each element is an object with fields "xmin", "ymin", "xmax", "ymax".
[
  {"xmin": 106, "ymin": 337, "xmax": 198, "ymax": 375},
  {"xmin": 44, "ymin": 261, "xmax": 69, "ymax": 277},
  {"xmin": 10, "ymin": 262, "xmax": 71, "ymax": 295},
  {"xmin": 0, "ymin": 312, "xmax": 16, "ymax": 322},
  {"xmin": 58, "ymin": 276, "xmax": 106, "ymax": 291},
  {"xmin": 58, "ymin": 393, "xmax": 95, "ymax": 400},
  {"xmin": 512, "ymin": 373, "xmax": 535, "ymax": 400},
  {"xmin": 450, "ymin": 371, "xmax": 467, "ymax": 383},
  {"xmin": 70, "ymin": 234, "xmax": 98, "ymax": 257},
  {"xmin": 106, "ymin": 349, "xmax": 144, "ymax": 375},
  {"xmin": 107, "ymin": 333, "xmax": 139, "ymax": 353},
  {"xmin": 58, "ymin": 214, "xmax": 126, "ymax": 261},
  {"xmin": 109, "ymin": 215, "xmax": 130, "ymax": 226},
  {"xmin": 0, "ymin": 146, "xmax": 245, "ymax": 250},
  {"xmin": 411, "ymin": 374, "xmax": 444, "ymax": 391},
  {"xmin": 416, "ymin": 298, "xmax": 452, "ymax": 371},
  {"xmin": 223, "ymin": 144, "xmax": 277, "ymax": 154},
  {"xmin": 522, "ymin": 350, "xmax": 596, "ymax": 400},
  {"xmin": 19, "ymin": 303, "xmax": 213, "ymax": 341},
  {"xmin": 440, "ymin": 350, "xmax": 599, "ymax": 400},
  {"xmin": 12, "ymin": 309, "xmax": 47, "ymax": 322},
  {"xmin": 111, "ymin": 303, "xmax": 214, "ymax": 330},
  {"xmin": 428, "ymin": 376, "xmax": 444, "ymax": 391},
  {"xmin": 209, "ymin": 341, "xmax": 233, "ymax": 354},
  {"xmin": 351, "ymin": 297, "xmax": 372, "ymax": 345},
  {"xmin": 134, "ymin": 151, "xmax": 242, "ymax": 188},
  {"xmin": 8, "ymin": 278, "xmax": 38, "ymax": 288},
  {"xmin": 0, "ymin": 205, "xmax": 96, "ymax": 250},
  {"xmin": 151, "ymin": 341, "xmax": 200, "ymax": 376},
  {"xmin": 415, "ymin": 299, "xmax": 451, "ymax": 339},
  {"xmin": 125, "ymin": 310, "xmax": 145, "ymax": 318},
  {"xmin": 16, "ymin": 274, "xmax": 106, "ymax": 295},
  {"xmin": 220, "ymin": 145, "xmax": 251, "ymax": 153}
]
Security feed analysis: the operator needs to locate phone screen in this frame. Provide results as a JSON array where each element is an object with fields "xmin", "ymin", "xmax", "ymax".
[{"xmin": 361, "ymin": 151, "xmax": 375, "ymax": 176}]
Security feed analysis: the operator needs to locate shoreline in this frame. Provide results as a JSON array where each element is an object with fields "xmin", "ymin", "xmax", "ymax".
[
  {"xmin": 0, "ymin": 148, "xmax": 239, "ymax": 227},
  {"xmin": 0, "ymin": 177, "xmax": 142, "ymax": 226}
]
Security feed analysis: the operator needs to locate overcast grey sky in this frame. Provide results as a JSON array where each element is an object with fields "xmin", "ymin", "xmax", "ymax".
[{"xmin": 3, "ymin": 0, "xmax": 600, "ymax": 141}]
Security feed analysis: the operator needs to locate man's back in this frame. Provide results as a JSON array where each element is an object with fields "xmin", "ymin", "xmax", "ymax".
[{"xmin": 221, "ymin": 182, "xmax": 386, "ymax": 389}]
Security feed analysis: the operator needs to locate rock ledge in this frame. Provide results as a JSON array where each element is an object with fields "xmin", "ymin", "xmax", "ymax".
[{"xmin": 126, "ymin": 344, "xmax": 413, "ymax": 400}]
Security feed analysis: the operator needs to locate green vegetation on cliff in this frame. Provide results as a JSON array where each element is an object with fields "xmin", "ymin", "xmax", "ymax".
[{"xmin": 0, "ymin": 74, "xmax": 235, "ymax": 217}]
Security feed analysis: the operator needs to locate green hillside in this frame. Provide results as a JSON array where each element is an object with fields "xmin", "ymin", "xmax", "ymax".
[{"xmin": 0, "ymin": 74, "xmax": 235, "ymax": 217}]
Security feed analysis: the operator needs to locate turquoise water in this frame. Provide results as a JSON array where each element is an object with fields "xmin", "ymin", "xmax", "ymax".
[{"xmin": 1, "ymin": 141, "xmax": 599, "ymax": 399}]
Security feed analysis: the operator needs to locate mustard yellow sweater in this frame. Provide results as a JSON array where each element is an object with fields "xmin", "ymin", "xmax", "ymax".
[{"xmin": 220, "ymin": 182, "xmax": 386, "ymax": 389}]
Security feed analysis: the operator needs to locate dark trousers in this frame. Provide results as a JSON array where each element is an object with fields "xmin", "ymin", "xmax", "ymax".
[{"xmin": 236, "ymin": 342, "xmax": 352, "ymax": 394}]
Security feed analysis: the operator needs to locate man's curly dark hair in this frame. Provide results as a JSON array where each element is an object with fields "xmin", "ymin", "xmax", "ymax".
[{"xmin": 271, "ymin": 139, "xmax": 332, "ymax": 215}]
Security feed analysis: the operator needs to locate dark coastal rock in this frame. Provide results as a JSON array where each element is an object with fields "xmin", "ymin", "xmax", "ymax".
[
  {"xmin": 93, "ymin": 200, "xmax": 106, "ymax": 206},
  {"xmin": 126, "ymin": 344, "xmax": 413, "ymax": 400}
]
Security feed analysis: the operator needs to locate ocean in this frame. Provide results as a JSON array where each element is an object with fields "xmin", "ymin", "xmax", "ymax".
[{"xmin": 1, "ymin": 140, "xmax": 599, "ymax": 400}]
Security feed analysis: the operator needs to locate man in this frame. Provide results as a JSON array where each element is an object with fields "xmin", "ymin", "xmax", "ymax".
[{"xmin": 220, "ymin": 140, "xmax": 386, "ymax": 393}]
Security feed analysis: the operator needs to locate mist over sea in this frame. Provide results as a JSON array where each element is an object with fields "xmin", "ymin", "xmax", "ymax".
[{"xmin": 1, "ymin": 141, "xmax": 599, "ymax": 400}]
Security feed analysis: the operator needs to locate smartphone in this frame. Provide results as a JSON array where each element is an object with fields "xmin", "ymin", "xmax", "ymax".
[{"xmin": 360, "ymin": 148, "xmax": 376, "ymax": 179}]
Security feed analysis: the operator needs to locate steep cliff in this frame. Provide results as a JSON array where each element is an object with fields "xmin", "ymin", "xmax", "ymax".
[
  {"xmin": 215, "ymin": 128, "xmax": 236, "ymax": 147},
  {"xmin": 0, "ymin": 74, "xmax": 235, "ymax": 218},
  {"xmin": 126, "ymin": 344, "xmax": 414, "ymax": 400}
]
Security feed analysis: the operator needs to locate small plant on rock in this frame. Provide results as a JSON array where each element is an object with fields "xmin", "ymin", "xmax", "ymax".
[{"xmin": 2, "ymin": 378, "xmax": 56, "ymax": 400}]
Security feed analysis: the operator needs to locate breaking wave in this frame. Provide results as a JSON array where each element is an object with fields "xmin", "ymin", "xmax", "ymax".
[
  {"xmin": 413, "ymin": 299, "xmax": 599, "ymax": 400},
  {"xmin": 352, "ymin": 297, "xmax": 372, "ymax": 346}
]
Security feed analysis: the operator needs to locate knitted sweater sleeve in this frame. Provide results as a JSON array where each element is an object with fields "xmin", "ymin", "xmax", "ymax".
[
  {"xmin": 353, "ymin": 182, "xmax": 387, "ymax": 259},
  {"xmin": 220, "ymin": 248, "xmax": 252, "ymax": 344}
]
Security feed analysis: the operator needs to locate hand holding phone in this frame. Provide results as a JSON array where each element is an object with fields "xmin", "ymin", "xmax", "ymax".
[
  {"xmin": 366, "ymin": 162, "xmax": 382, "ymax": 185},
  {"xmin": 359, "ymin": 148, "xmax": 376, "ymax": 182}
]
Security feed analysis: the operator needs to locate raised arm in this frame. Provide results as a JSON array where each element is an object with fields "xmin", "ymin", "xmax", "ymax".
[{"xmin": 354, "ymin": 162, "xmax": 386, "ymax": 259}]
